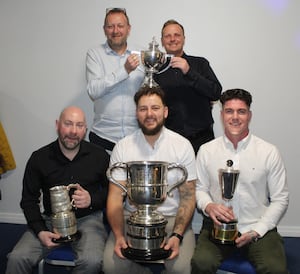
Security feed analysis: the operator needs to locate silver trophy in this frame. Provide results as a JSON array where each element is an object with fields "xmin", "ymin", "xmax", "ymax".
[
  {"xmin": 50, "ymin": 184, "xmax": 81, "ymax": 243},
  {"xmin": 140, "ymin": 37, "xmax": 173, "ymax": 88},
  {"xmin": 212, "ymin": 160, "xmax": 240, "ymax": 245},
  {"xmin": 107, "ymin": 161, "xmax": 187, "ymax": 261}
]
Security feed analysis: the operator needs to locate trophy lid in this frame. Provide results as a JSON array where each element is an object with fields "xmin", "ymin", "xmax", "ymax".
[{"xmin": 148, "ymin": 37, "xmax": 159, "ymax": 51}]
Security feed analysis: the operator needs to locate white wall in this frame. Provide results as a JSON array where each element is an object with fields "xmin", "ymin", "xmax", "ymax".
[{"xmin": 0, "ymin": 0, "xmax": 299, "ymax": 236}]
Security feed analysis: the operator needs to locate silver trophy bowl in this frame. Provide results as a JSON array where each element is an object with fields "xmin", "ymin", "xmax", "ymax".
[
  {"xmin": 107, "ymin": 161, "xmax": 187, "ymax": 261},
  {"xmin": 140, "ymin": 37, "xmax": 173, "ymax": 88}
]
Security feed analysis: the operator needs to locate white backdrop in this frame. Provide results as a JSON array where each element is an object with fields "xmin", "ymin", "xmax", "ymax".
[{"xmin": 0, "ymin": 0, "xmax": 299, "ymax": 236}]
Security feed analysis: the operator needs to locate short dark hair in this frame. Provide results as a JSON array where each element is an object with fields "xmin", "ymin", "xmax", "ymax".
[
  {"xmin": 220, "ymin": 89, "xmax": 252, "ymax": 108},
  {"xmin": 161, "ymin": 19, "xmax": 185, "ymax": 37},
  {"xmin": 134, "ymin": 86, "xmax": 166, "ymax": 106}
]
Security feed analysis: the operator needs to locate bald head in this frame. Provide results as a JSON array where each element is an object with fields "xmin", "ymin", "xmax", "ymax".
[{"xmin": 56, "ymin": 106, "xmax": 87, "ymax": 153}]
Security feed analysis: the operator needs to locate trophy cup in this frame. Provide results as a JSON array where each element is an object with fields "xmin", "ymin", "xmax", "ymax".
[
  {"xmin": 212, "ymin": 160, "xmax": 240, "ymax": 245},
  {"xmin": 50, "ymin": 184, "xmax": 81, "ymax": 243},
  {"xmin": 107, "ymin": 161, "xmax": 187, "ymax": 261},
  {"xmin": 140, "ymin": 37, "xmax": 173, "ymax": 88}
]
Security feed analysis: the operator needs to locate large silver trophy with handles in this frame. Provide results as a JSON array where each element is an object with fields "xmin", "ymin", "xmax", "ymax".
[
  {"xmin": 212, "ymin": 160, "xmax": 240, "ymax": 245},
  {"xmin": 50, "ymin": 184, "xmax": 81, "ymax": 243},
  {"xmin": 140, "ymin": 37, "xmax": 173, "ymax": 88},
  {"xmin": 107, "ymin": 161, "xmax": 187, "ymax": 261}
]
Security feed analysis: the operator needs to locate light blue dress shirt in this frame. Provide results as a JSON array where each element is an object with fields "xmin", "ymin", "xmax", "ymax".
[{"xmin": 86, "ymin": 42, "xmax": 145, "ymax": 143}]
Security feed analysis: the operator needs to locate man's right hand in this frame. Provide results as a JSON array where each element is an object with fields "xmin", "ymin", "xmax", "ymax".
[
  {"xmin": 38, "ymin": 231, "xmax": 61, "ymax": 248},
  {"xmin": 124, "ymin": 54, "xmax": 140, "ymax": 74},
  {"xmin": 205, "ymin": 202, "xmax": 235, "ymax": 225},
  {"xmin": 114, "ymin": 236, "xmax": 128, "ymax": 259}
]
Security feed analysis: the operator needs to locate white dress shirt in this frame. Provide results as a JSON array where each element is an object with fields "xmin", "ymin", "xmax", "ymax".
[
  {"xmin": 196, "ymin": 133, "xmax": 289, "ymax": 237},
  {"xmin": 110, "ymin": 127, "xmax": 196, "ymax": 216}
]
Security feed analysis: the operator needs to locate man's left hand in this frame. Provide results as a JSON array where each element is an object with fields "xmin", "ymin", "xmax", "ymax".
[{"xmin": 72, "ymin": 184, "xmax": 91, "ymax": 208}]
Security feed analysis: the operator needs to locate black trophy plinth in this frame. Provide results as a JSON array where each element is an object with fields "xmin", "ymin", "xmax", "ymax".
[
  {"xmin": 121, "ymin": 247, "xmax": 172, "ymax": 261},
  {"xmin": 52, "ymin": 230, "xmax": 81, "ymax": 243}
]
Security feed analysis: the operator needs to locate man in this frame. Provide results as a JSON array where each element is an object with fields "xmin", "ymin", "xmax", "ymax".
[
  {"xmin": 6, "ymin": 106, "xmax": 110, "ymax": 274},
  {"xmin": 154, "ymin": 19, "xmax": 222, "ymax": 153},
  {"xmin": 191, "ymin": 89, "xmax": 289, "ymax": 274},
  {"xmin": 103, "ymin": 86, "xmax": 196, "ymax": 274},
  {"xmin": 86, "ymin": 8, "xmax": 144, "ymax": 153}
]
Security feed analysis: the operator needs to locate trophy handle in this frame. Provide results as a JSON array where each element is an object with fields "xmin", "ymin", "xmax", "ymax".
[
  {"xmin": 156, "ymin": 54, "xmax": 173, "ymax": 75},
  {"xmin": 66, "ymin": 183, "xmax": 79, "ymax": 208},
  {"xmin": 167, "ymin": 163, "xmax": 188, "ymax": 196},
  {"xmin": 106, "ymin": 162, "xmax": 128, "ymax": 195}
]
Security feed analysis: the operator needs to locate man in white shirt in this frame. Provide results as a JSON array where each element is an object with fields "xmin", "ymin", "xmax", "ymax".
[
  {"xmin": 191, "ymin": 89, "xmax": 289, "ymax": 274},
  {"xmin": 103, "ymin": 86, "xmax": 196, "ymax": 274}
]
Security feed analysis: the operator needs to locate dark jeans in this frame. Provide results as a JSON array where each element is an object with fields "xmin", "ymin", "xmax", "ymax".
[{"xmin": 191, "ymin": 217, "xmax": 289, "ymax": 274}]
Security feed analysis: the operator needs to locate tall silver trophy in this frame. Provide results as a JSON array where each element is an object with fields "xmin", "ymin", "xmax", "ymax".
[
  {"xmin": 212, "ymin": 160, "xmax": 240, "ymax": 245},
  {"xmin": 140, "ymin": 37, "xmax": 173, "ymax": 88},
  {"xmin": 107, "ymin": 161, "xmax": 187, "ymax": 261},
  {"xmin": 50, "ymin": 184, "xmax": 81, "ymax": 243}
]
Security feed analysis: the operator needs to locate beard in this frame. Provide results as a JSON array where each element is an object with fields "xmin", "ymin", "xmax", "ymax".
[
  {"xmin": 59, "ymin": 135, "xmax": 81, "ymax": 150},
  {"xmin": 138, "ymin": 119, "xmax": 164, "ymax": 136}
]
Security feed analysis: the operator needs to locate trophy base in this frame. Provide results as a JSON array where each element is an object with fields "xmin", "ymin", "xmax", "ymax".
[
  {"xmin": 210, "ymin": 235, "xmax": 236, "ymax": 245},
  {"xmin": 121, "ymin": 247, "xmax": 171, "ymax": 261},
  {"xmin": 211, "ymin": 221, "xmax": 239, "ymax": 245},
  {"xmin": 52, "ymin": 230, "xmax": 81, "ymax": 243}
]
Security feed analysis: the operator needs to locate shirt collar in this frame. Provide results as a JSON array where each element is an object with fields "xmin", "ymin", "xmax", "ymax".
[
  {"xmin": 223, "ymin": 132, "xmax": 252, "ymax": 150},
  {"xmin": 137, "ymin": 126, "xmax": 166, "ymax": 149},
  {"xmin": 104, "ymin": 41, "xmax": 131, "ymax": 56}
]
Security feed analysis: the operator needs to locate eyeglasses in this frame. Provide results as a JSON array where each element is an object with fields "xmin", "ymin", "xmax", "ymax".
[{"xmin": 106, "ymin": 8, "xmax": 126, "ymax": 14}]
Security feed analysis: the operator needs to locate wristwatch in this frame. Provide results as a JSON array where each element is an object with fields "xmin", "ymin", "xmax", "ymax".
[{"xmin": 170, "ymin": 232, "xmax": 183, "ymax": 243}]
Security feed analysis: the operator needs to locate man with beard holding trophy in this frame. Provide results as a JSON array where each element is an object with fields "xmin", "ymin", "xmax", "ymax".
[
  {"xmin": 104, "ymin": 86, "xmax": 196, "ymax": 274},
  {"xmin": 191, "ymin": 89, "xmax": 289, "ymax": 274},
  {"xmin": 6, "ymin": 106, "xmax": 109, "ymax": 274}
]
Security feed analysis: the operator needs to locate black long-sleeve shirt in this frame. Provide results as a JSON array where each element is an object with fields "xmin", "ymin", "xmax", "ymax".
[
  {"xmin": 20, "ymin": 139, "xmax": 109, "ymax": 235},
  {"xmin": 154, "ymin": 53, "xmax": 222, "ymax": 137}
]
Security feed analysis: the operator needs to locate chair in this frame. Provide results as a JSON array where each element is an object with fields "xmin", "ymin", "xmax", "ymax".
[
  {"xmin": 218, "ymin": 252, "xmax": 256, "ymax": 274},
  {"xmin": 38, "ymin": 245, "xmax": 256, "ymax": 274},
  {"xmin": 38, "ymin": 244, "xmax": 75, "ymax": 274}
]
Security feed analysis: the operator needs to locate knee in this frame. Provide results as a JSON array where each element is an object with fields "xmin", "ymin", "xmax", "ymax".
[
  {"xmin": 78, "ymin": 254, "xmax": 102, "ymax": 272},
  {"xmin": 256, "ymin": 262, "xmax": 288, "ymax": 274},
  {"xmin": 191, "ymin": 255, "xmax": 218, "ymax": 273}
]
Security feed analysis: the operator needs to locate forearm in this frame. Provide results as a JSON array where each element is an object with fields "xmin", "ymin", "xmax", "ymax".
[
  {"xmin": 172, "ymin": 180, "xmax": 196, "ymax": 235},
  {"xmin": 86, "ymin": 53, "xmax": 129, "ymax": 100}
]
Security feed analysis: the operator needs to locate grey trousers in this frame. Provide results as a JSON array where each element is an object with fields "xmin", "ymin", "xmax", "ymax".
[
  {"xmin": 103, "ymin": 215, "xmax": 195, "ymax": 274},
  {"xmin": 6, "ymin": 211, "xmax": 107, "ymax": 274}
]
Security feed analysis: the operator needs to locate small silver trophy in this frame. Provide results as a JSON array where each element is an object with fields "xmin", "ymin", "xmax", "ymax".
[
  {"xmin": 140, "ymin": 37, "xmax": 173, "ymax": 88},
  {"xmin": 50, "ymin": 184, "xmax": 81, "ymax": 243},
  {"xmin": 212, "ymin": 160, "xmax": 240, "ymax": 245},
  {"xmin": 107, "ymin": 161, "xmax": 187, "ymax": 261}
]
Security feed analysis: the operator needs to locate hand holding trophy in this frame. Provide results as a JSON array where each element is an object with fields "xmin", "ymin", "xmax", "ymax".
[{"xmin": 212, "ymin": 160, "xmax": 240, "ymax": 245}]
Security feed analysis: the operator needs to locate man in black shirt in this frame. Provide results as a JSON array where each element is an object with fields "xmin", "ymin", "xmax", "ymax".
[
  {"xmin": 155, "ymin": 19, "xmax": 222, "ymax": 154},
  {"xmin": 6, "ymin": 106, "xmax": 109, "ymax": 274}
]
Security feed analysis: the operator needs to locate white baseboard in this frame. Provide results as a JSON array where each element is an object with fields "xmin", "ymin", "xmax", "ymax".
[{"xmin": 0, "ymin": 212, "xmax": 26, "ymax": 224}]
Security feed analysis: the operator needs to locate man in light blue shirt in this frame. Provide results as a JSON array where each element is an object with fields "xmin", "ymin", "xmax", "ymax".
[{"xmin": 86, "ymin": 8, "xmax": 144, "ymax": 152}]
